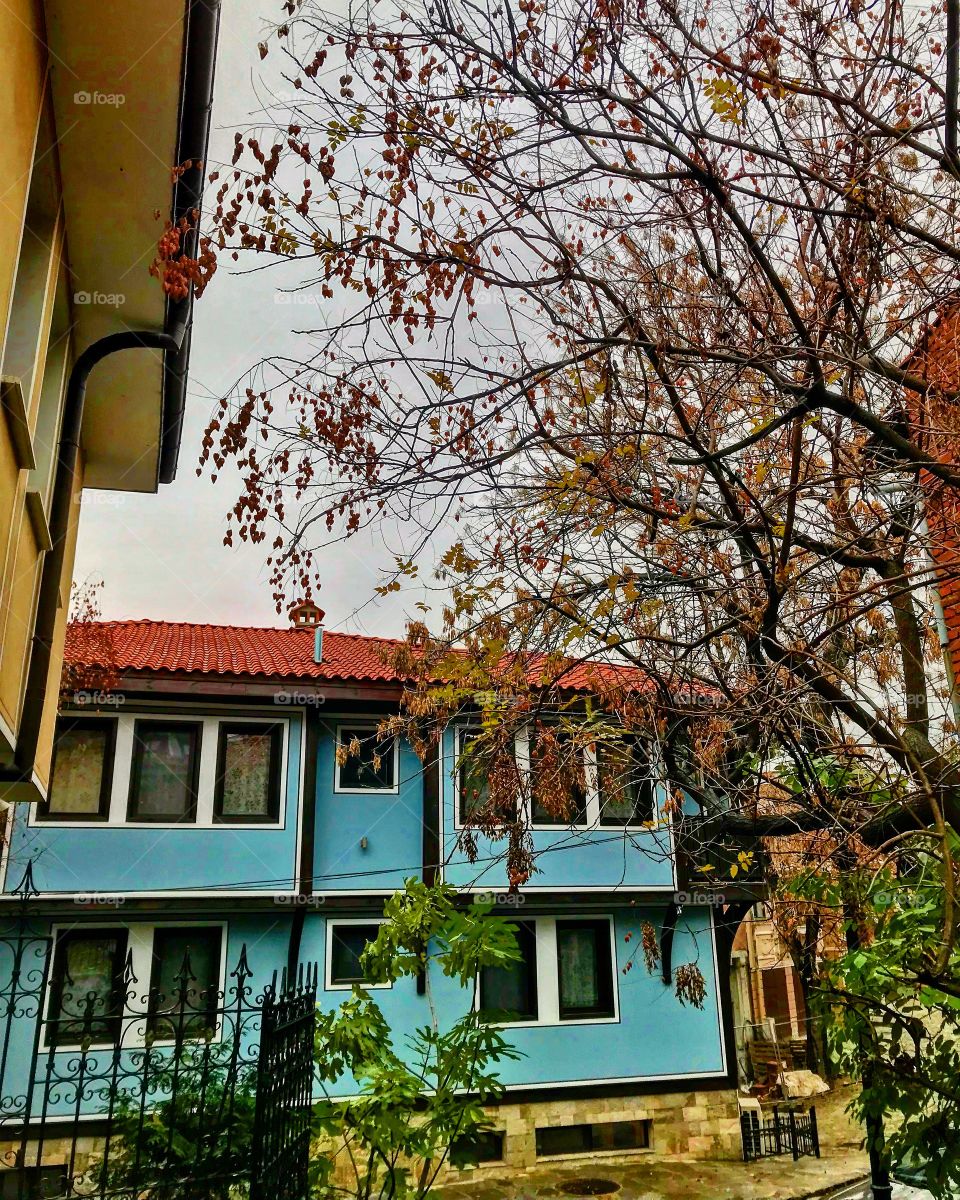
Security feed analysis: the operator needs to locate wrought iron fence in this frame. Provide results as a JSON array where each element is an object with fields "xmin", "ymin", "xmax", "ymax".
[
  {"xmin": 0, "ymin": 904, "xmax": 317, "ymax": 1200},
  {"xmin": 251, "ymin": 965, "xmax": 318, "ymax": 1200},
  {"xmin": 740, "ymin": 1106, "xmax": 820, "ymax": 1162}
]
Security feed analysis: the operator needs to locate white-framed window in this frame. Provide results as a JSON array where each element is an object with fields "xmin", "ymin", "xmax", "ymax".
[
  {"xmin": 593, "ymin": 735, "xmax": 657, "ymax": 828},
  {"xmin": 476, "ymin": 915, "xmax": 619, "ymax": 1027},
  {"xmin": 453, "ymin": 725, "xmax": 524, "ymax": 828},
  {"xmin": 31, "ymin": 713, "xmax": 289, "ymax": 829},
  {"xmin": 524, "ymin": 725, "xmax": 589, "ymax": 829},
  {"xmin": 333, "ymin": 724, "xmax": 399, "ymax": 794},
  {"xmin": 39, "ymin": 717, "xmax": 117, "ymax": 821},
  {"xmin": 324, "ymin": 918, "xmax": 391, "ymax": 990},
  {"xmin": 453, "ymin": 724, "xmax": 660, "ymax": 831},
  {"xmin": 45, "ymin": 921, "xmax": 227, "ymax": 1048}
]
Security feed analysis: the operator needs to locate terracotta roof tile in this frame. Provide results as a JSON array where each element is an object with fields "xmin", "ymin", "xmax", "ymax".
[
  {"xmin": 65, "ymin": 619, "xmax": 407, "ymax": 684},
  {"xmin": 63, "ymin": 619, "xmax": 659, "ymax": 693}
]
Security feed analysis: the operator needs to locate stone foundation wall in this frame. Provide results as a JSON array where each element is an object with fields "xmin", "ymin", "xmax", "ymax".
[
  {"xmin": 447, "ymin": 1088, "xmax": 741, "ymax": 1178},
  {"xmin": 4, "ymin": 1087, "xmax": 742, "ymax": 1192},
  {"xmin": 0, "ymin": 1136, "xmax": 100, "ymax": 1186},
  {"xmin": 323, "ymin": 1087, "xmax": 741, "ymax": 1188}
]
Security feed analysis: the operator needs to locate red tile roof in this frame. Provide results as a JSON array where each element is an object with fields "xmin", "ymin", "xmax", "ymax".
[
  {"xmin": 65, "ymin": 620, "xmax": 406, "ymax": 684},
  {"xmin": 63, "ymin": 619, "xmax": 657, "ymax": 693}
]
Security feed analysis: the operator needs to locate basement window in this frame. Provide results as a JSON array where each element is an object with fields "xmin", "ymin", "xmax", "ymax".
[
  {"xmin": 536, "ymin": 1120, "xmax": 651, "ymax": 1158},
  {"xmin": 0, "ymin": 1165, "xmax": 67, "ymax": 1200},
  {"xmin": 450, "ymin": 1130, "xmax": 505, "ymax": 1167}
]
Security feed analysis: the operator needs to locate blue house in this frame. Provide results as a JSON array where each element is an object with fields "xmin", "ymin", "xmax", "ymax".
[{"xmin": 0, "ymin": 608, "xmax": 746, "ymax": 1176}]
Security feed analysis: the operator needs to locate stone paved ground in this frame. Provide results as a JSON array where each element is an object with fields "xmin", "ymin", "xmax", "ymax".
[{"xmin": 436, "ymin": 1084, "xmax": 870, "ymax": 1200}]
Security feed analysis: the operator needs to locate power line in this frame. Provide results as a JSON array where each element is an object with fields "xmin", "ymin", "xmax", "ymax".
[{"xmin": 10, "ymin": 826, "xmax": 676, "ymax": 898}]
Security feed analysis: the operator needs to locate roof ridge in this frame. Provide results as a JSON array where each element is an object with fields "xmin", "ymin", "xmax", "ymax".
[{"xmin": 73, "ymin": 617, "xmax": 407, "ymax": 644}]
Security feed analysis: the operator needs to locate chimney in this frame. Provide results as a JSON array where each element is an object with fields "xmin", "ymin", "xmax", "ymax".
[{"xmin": 289, "ymin": 600, "xmax": 325, "ymax": 663}]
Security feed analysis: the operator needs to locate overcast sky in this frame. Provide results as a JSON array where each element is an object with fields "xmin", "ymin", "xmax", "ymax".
[{"xmin": 74, "ymin": 0, "xmax": 428, "ymax": 636}]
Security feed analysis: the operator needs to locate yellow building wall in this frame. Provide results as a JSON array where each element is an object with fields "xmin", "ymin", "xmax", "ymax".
[
  {"xmin": 32, "ymin": 453, "xmax": 84, "ymax": 796},
  {"xmin": 0, "ymin": 0, "xmax": 46, "ymax": 334},
  {"xmin": 0, "ymin": 0, "xmax": 48, "ymax": 762}
]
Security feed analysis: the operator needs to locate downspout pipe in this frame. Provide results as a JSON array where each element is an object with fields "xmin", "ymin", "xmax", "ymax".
[{"xmin": 5, "ymin": 314, "xmax": 189, "ymax": 790}]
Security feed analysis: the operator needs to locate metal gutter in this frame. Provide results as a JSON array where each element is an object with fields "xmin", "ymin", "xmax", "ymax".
[{"xmin": 159, "ymin": 0, "xmax": 223, "ymax": 484}]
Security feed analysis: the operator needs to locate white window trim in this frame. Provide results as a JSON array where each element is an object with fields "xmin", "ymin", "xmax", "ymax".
[
  {"xmin": 591, "ymin": 737, "xmax": 663, "ymax": 831},
  {"xmin": 32, "ymin": 713, "xmax": 290, "ymax": 830},
  {"xmin": 452, "ymin": 725, "xmax": 506, "ymax": 831},
  {"xmin": 324, "ymin": 917, "xmax": 391, "ymax": 990},
  {"xmin": 44, "ymin": 920, "xmax": 228, "ymax": 1049},
  {"xmin": 332, "ymin": 723, "xmax": 400, "ymax": 796},
  {"xmin": 476, "ymin": 915, "xmax": 620, "ymax": 1029},
  {"xmin": 452, "ymin": 723, "xmax": 664, "ymax": 833}
]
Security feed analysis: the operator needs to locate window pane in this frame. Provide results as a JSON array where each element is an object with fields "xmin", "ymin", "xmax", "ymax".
[
  {"xmin": 458, "ymin": 732, "xmax": 489, "ymax": 822},
  {"xmin": 557, "ymin": 921, "xmax": 614, "ymax": 1019},
  {"xmin": 536, "ymin": 1125, "xmax": 593, "ymax": 1157},
  {"xmin": 479, "ymin": 921, "xmax": 537, "ymax": 1021},
  {"xmin": 530, "ymin": 731, "xmax": 586, "ymax": 825},
  {"xmin": 597, "ymin": 739, "xmax": 653, "ymax": 825},
  {"xmin": 450, "ymin": 1131, "xmax": 504, "ymax": 1166},
  {"xmin": 131, "ymin": 725, "xmax": 198, "ymax": 819},
  {"xmin": 218, "ymin": 727, "xmax": 278, "ymax": 818},
  {"xmin": 50, "ymin": 932, "xmax": 125, "ymax": 1044},
  {"xmin": 338, "ymin": 729, "xmax": 395, "ymax": 790},
  {"xmin": 591, "ymin": 1120, "xmax": 650, "ymax": 1151},
  {"xmin": 330, "ymin": 924, "xmax": 380, "ymax": 983},
  {"xmin": 49, "ymin": 725, "xmax": 110, "ymax": 815},
  {"xmin": 148, "ymin": 928, "xmax": 221, "ymax": 1039},
  {"xmin": 0, "ymin": 1165, "xmax": 68, "ymax": 1200}
]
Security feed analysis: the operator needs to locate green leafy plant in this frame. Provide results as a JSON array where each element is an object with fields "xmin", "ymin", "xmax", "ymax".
[
  {"xmin": 97, "ymin": 1047, "xmax": 257, "ymax": 1200},
  {"xmin": 311, "ymin": 879, "xmax": 523, "ymax": 1200},
  {"xmin": 795, "ymin": 854, "xmax": 960, "ymax": 1196}
]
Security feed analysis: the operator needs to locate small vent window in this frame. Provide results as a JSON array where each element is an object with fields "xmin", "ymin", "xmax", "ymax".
[
  {"xmin": 536, "ymin": 1120, "xmax": 651, "ymax": 1158},
  {"xmin": 450, "ymin": 1130, "xmax": 504, "ymax": 1166}
]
